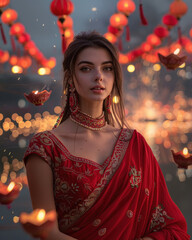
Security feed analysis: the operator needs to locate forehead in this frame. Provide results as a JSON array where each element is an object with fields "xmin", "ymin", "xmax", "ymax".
[{"xmin": 75, "ymin": 47, "xmax": 112, "ymax": 64}]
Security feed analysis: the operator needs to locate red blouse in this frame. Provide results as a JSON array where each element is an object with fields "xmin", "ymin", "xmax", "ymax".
[{"xmin": 23, "ymin": 128, "xmax": 129, "ymax": 231}]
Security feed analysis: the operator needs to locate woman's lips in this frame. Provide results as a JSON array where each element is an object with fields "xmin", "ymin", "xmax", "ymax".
[{"xmin": 90, "ymin": 86, "xmax": 105, "ymax": 94}]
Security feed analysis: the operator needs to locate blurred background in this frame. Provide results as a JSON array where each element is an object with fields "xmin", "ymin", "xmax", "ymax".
[{"xmin": 0, "ymin": 0, "xmax": 192, "ymax": 239}]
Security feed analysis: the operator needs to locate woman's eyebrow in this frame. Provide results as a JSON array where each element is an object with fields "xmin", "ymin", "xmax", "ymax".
[{"xmin": 77, "ymin": 61, "xmax": 113, "ymax": 66}]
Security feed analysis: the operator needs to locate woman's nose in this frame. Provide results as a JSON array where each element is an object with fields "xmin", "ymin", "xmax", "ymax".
[{"xmin": 95, "ymin": 69, "xmax": 103, "ymax": 81}]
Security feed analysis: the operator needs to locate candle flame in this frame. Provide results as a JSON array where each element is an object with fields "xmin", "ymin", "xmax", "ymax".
[
  {"xmin": 34, "ymin": 90, "xmax": 38, "ymax": 94},
  {"xmin": 7, "ymin": 182, "xmax": 15, "ymax": 192},
  {"xmin": 37, "ymin": 209, "xmax": 46, "ymax": 222},
  {"xmin": 174, "ymin": 48, "xmax": 180, "ymax": 55},
  {"xmin": 183, "ymin": 147, "xmax": 188, "ymax": 156}
]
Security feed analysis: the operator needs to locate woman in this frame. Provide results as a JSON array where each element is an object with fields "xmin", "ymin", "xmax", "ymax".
[{"xmin": 24, "ymin": 32, "xmax": 190, "ymax": 240}]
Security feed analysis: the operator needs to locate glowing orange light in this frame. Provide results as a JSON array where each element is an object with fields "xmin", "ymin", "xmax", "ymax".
[
  {"xmin": 37, "ymin": 209, "xmax": 46, "ymax": 222},
  {"xmin": 183, "ymin": 147, "xmax": 189, "ymax": 156},
  {"xmin": 12, "ymin": 65, "xmax": 23, "ymax": 74},
  {"xmin": 7, "ymin": 182, "xmax": 15, "ymax": 192}
]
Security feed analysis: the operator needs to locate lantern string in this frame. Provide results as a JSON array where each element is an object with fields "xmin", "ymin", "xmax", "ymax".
[
  {"xmin": 139, "ymin": 0, "xmax": 148, "ymax": 26},
  {"xmin": 0, "ymin": 23, "xmax": 7, "ymax": 44},
  {"xmin": 177, "ymin": 26, "xmax": 183, "ymax": 46},
  {"xmin": 10, "ymin": 35, "xmax": 16, "ymax": 52},
  {"xmin": 118, "ymin": 36, "xmax": 123, "ymax": 51}
]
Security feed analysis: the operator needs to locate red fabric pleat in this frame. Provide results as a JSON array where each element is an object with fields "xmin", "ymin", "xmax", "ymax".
[
  {"xmin": 139, "ymin": 3, "xmax": 148, "ymax": 25},
  {"xmin": 64, "ymin": 131, "xmax": 190, "ymax": 240},
  {"xmin": 0, "ymin": 23, "xmax": 7, "ymax": 44}
]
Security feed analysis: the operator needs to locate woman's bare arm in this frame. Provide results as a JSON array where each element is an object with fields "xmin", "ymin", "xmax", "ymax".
[{"xmin": 25, "ymin": 154, "xmax": 77, "ymax": 240}]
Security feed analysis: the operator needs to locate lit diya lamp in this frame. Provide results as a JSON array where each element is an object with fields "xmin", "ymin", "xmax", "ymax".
[
  {"xmin": 20, "ymin": 209, "xmax": 57, "ymax": 239},
  {"xmin": 24, "ymin": 90, "xmax": 52, "ymax": 106},
  {"xmin": 171, "ymin": 148, "xmax": 192, "ymax": 169},
  {"xmin": 0, "ymin": 181, "xmax": 20, "ymax": 205},
  {"xmin": 158, "ymin": 53, "xmax": 187, "ymax": 70}
]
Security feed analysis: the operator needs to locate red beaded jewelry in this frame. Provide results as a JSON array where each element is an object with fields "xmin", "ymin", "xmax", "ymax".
[
  {"xmin": 70, "ymin": 110, "xmax": 106, "ymax": 130},
  {"xmin": 69, "ymin": 84, "xmax": 78, "ymax": 113},
  {"xmin": 105, "ymin": 95, "xmax": 111, "ymax": 114}
]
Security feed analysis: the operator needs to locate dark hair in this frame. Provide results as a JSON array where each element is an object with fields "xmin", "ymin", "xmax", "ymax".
[{"xmin": 60, "ymin": 31, "xmax": 127, "ymax": 128}]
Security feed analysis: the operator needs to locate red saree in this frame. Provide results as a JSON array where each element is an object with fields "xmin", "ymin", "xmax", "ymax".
[{"xmin": 24, "ymin": 129, "xmax": 190, "ymax": 240}]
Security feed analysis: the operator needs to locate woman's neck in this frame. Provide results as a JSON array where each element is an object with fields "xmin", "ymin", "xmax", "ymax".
[{"xmin": 78, "ymin": 101, "xmax": 103, "ymax": 118}]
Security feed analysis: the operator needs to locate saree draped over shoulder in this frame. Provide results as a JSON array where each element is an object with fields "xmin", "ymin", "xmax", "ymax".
[{"xmin": 24, "ymin": 129, "xmax": 190, "ymax": 240}]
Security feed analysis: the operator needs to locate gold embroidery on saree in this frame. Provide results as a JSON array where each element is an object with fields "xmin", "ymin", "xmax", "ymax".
[
  {"xmin": 98, "ymin": 228, "xmax": 107, "ymax": 236},
  {"xmin": 129, "ymin": 166, "xmax": 142, "ymax": 188},
  {"xmin": 60, "ymin": 129, "xmax": 132, "ymax": 231},
  {"xmin": 150, "ymin": 204, "xmax": 173, "ymax": 231}
]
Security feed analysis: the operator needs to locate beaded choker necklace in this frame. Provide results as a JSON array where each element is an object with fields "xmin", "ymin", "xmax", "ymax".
[{"xmin": 70, "ymin": 110, "xmax": 106, "ymax": 130}]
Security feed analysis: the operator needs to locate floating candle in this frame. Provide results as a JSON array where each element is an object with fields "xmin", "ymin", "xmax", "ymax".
[
  {"xmin": 24, "ymin": 90, "xmax": 52, "ymax": 106},
  {"xmin": 0, "ymin": 181, "xmax": 20, "ymax": 205},
  {"xmin": 20, "ymin": 209, "xmax": 57, "ymax": 239},
  {"xmin": 171, "ymin": 148, "xmax": 192, "ymax": 169}
]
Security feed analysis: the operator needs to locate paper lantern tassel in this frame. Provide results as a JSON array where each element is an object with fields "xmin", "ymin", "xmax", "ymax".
[
  {"xmin": 178, "ymin": 26, "xmax": 182, "ymax": 45},
  {"xmin": 61, "ymin": 34, "xmax": 67, "ymax": 53},
  {"xmin": 0, "ymin": 23, "xmax": 7, "ymax": 44},
  {"xmin": 139, "ymin": 2, "xmax": 148, "ymax": 25},
  {"xmin": 126, "ymin": 25, "xmax": 130, "ymax": 41},
  {"xmin": 118, "ymin": 36, "xmax": 123, "ymax": 51},
  {"xmin": 10, "ymin": 35, "xmax": 16, "ymax": 52}
]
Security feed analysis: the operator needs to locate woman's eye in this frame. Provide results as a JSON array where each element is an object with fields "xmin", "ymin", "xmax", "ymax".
[
  {"xmin": 103, "ymin": 66, "xmax": 113, "ymax": 71},
  {"xmin": 80, "ymin": 67, "xmax": 91, "ymax": 72}
]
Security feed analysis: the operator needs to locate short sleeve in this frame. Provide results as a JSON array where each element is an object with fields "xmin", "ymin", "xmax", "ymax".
[{"xmin": 23, "ymin": 132, "xmax": 53, "ymax": 167}]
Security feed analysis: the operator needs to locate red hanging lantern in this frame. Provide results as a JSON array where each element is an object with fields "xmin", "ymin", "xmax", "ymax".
[
  {"xmin": 117, "ymin": 0, "xmax": 136, "ymax": 17},
  {"xmin": 154, "ymin": 25, "xmax": 169, "ymax": 39},
  {"xmin": 146, "ymin": 34, "xmax": 161, "ymax": 47},
  {"xmin": 190, "ymin": 28, "xmax": 192, "ymax": 38},
  {"xmin": 104, "ymin": 32, "xmax": 117, "ymax": 44},
  {"xmin": 9, "ymin": 55, "xmax": 18, "ymax": 65},
  {"xmin": 157, "ymin": 47, "xmax": 169, "ymax": 57},
  {"xmin": 57, "ymin": 15, "xmax": 73, "ymax": 29},
  {"xmin": 110, "ymin": 13, "xmax": 128, "ymax": 29},
  {"xmin": 0, "ymin": 0, "xmax": 10, "ymax": 8},
  {"xmin": 1, "ymin": 8, "xmax": 18, "ymax": 24},
  {"xmin": 0, "ymin": 50, "xmax": 9, "ymax": 63},
  {"xmin": 117, "ymin": 0, "xmax": 135, "ymax": 41},
  {"xmin": 141, "ymin": 42, "xmax": 152, "ymax": 52},
  {"xmin": 50, "ymin": 0, "xmax": 74, "ymax": 16},
  {"xmin": 24, "ymin": 90, "xmax": 52, "ymax": 106},
  {"xmin": 185, "ymin": 41, "xmax": 192, "ymax": 53},
  {"xmin": 169, "ymin": 0, "xmax": 188, "ymax": 20},
  {"xmin": 18, "ymin": 32, "xmax": 31, "ymax": 44},
  {"xmin": 108, "ymin": 25, "xmax": 122, "ymax": 37},
  {"xmin": 24, "ymin": 41, "xmax": 36, "ymax": 51},
  {"xmin": 162, "ymin": 14, "xmax": 178, "ymax": 30},
  {"xmin": 18, "ymin": 56, "xmax": 32, "ymax": 69},
  {"xmin": 178, "ymin": 36, "xmax": 190, "ymax": 47},
  {"xmin": 119, "ymin": 53, "xmax": 129, "ymax": 64},
  {"xmin": 10, "ymin": 22, "xmax": 25, "ymax": 36},
  {"xmin": 142, "ymin": 53, "xmax": 159, "ymax": 63},
  {"xmin": 44, "ymin": 57, "xmax": 56, "ymax": 69}
]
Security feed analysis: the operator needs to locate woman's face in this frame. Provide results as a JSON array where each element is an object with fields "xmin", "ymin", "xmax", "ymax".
[{"xmin": 73, "ymin": 47, "xmax": 114, "ymax": 107}]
